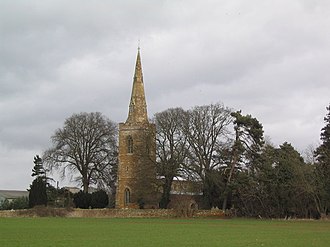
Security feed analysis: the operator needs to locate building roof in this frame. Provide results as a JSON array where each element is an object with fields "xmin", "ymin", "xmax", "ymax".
[
  {"xmin": 170, "ymin": 180, "xmax": 203, "ymax": 196},
  {"xmin": 63, "ymin": 186, "xmax": 98, "ymax": 194},
  {"xmin": 0, "ymin": 190, "xmax": 29, "ymax": 200}
]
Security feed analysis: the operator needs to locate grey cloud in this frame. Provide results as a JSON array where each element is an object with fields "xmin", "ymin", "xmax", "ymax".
[{"xmin": 1, "ymin": 0, "xmax": 329, "ymax": 189}]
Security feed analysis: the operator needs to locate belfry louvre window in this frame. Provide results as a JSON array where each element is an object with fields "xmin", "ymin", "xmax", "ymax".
[{"xmin": 127, "ymin": 136, "xmax": 133, "ymax": 153}]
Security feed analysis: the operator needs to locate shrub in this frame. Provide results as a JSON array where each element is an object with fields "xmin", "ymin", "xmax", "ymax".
[
  {"xmin": 0, "ymin": 199, "xmax": 10, "ymax": 210},
  {"xmin": 73, "ymin": 190, "xmax": 109, "ymax": 209},
  {"xmin": 73, "ymin": 191, "xmax": 92, "ymax": 209},
  {"xmin": 11, "ymin": 197, "xmax": 29, "ymax": 210},
  {"xmin": 91, "ymin": 190, "xmax": 109, "ymax": 208},
  {"xmin": 0, "ymin": 197, "xmax": 29, "ymax": 210}
]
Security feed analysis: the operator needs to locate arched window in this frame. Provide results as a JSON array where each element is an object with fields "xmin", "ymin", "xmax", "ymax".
[
  {"xmin": 124, "ymin": 188, "xmax": 130, "ymax": 206},
  {"xmin": 127, "ymin": 136, "xmax": 133, "ymax": 153}
]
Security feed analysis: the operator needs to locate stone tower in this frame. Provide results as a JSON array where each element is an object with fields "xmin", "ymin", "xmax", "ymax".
[{"xmin": 115, "ymin": 49, "xmax": 157, "ymax": 209}]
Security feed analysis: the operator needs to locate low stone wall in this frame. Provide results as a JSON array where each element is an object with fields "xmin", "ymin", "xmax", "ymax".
[
  {"xmin": 0, "ymin": 210, "xmax": 15, "ymax": 217},
  {"xmin": 0, "ymin": 208, "xmax": 226, "ymax": 218},
  {"xmin": 68, "ymin": 208, "xmax": 176, "ymax": 218},
  {"xmin": 196, "ymin": 209, "xmax": 226, "ymax": 218}
]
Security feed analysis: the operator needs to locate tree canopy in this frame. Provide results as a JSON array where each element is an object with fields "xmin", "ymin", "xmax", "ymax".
[
  {"xmin": 153, "ymin": 103, "xmax": 330, "ymax": 218},
  {"xmin": 35, "ymin": 103, "xmax": 330, "ymax": 218},
  {"xmin": 44, "ymin": 112, "xmax": 118, "ymax": 193},
  {"xmin": 314, "ymin": 104, "xmax": 330, "ymax": 217},
  {"xmin": 154, "ymin": 107, "xmax": 188, "ymax": 208}
]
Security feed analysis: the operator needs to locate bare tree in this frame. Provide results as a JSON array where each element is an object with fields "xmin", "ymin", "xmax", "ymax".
[
  {"xmin": 154, "ymin": 107, "xmax": 189, "ymax": 208},
  {"xmin": 43, "ymin": 112, "xmax": 118, "ymax": 193},
  {"xmin": 303, "ymin": 144, "xmax": 317, "ymax": 165},
  {"xmin": 183, "ymin": 103, "xmax": 232, "ymax": 208}
]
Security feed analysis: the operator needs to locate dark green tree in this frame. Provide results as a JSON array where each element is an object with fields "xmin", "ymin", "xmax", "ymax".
[
  {"xmin": 273, "ymin": 142, "xmax": 308, "ymax": 218},
  {"xmin": 233, "ymin": 142, "xmax": 314, "ymax": 218},
  {"xmin": 221, "ymin": 111, "xmax": 264, "ymax": 210},
  {"xmin": 32, "ymin": 155, "xmax": 45, "ymax": 177},
  {"xmin": 314, "ymin": 104, "xmax": 330, "ymax": 217},
  {"xmin": 91, "ymin": 190, "xmax": 109, "ymax": 208},
  {"xmin": 232, "ymin": 144, "xmax": 277, "ymax": 217},
  {"xmin": 73, "ymin": 191, "xmax": 92, "ymax": 209},
  {"xmin": 29, "ymin": 155, "xmax": 47, "ymax": 208}
]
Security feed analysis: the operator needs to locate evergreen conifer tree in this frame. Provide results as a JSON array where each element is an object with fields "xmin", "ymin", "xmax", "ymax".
[
  {"xmin": 29, "ymin": 155, "xmax": 47, "ymax": 208},
  {"xmin": 314, "ymin": 104, "xmax": 330, "ymax": 217}
]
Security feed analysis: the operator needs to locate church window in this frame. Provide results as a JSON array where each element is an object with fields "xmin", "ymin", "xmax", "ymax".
[
  {"xmin": 127, "ymin": 136, "xmax": 133, "ymax": 153},
  {"xmin": 124, "ymin": 188, "xmax": 130, "ymax": 205}
]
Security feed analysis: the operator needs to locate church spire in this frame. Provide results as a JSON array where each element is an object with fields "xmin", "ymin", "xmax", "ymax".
[{"xmin": 126, "ymin": 49, "xmax": 148, "ymax": 124}]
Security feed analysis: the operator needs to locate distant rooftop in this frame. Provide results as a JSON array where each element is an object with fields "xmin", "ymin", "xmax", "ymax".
[{"xmin": 0, "ymin": 190, "xmax": 29, "ymax": 201}]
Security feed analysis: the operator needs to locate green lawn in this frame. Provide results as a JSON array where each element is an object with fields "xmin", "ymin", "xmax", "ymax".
[{"xmin": 0, "ymin": 218, "xmax": 329, "ymax": 247}]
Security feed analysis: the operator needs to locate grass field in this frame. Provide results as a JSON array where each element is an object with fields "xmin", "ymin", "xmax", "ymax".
[{"xmin": 0, "ymin": 218, "xmax": 329, "ymax": 247}]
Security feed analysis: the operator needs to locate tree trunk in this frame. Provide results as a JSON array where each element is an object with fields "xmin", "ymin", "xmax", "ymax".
[
  {"xmin": 222, "ymin": 133, "xmax": 240, "ymax": 211},
  {"xmin": 222, "ymin": 153, "xmax": 238, "ymax": 211},
  {"xmin": 159, "ymin": 176, "xmax": 174, "ymax": 208},
  {"xmin": 222, "ymin": 190, "xmax": 228, "ymax": 211},
  {"xmin": 82, "ymin": 174, "xmax": 89, "ymax": 193}
]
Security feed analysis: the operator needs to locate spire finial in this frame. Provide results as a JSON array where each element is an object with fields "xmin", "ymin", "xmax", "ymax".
[{"xmin": 138, "ymin": 39, "xmax": 141, "ymax": 51}]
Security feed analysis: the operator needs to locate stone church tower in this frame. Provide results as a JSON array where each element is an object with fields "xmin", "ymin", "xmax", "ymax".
[{"xmin": 115, "ymin": 49, "xmax": 157, "ymax": 209}]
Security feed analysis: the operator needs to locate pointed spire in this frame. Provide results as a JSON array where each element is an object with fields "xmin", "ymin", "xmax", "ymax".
[{"xmin": 126, "ymin": 49, "xmax": 149, "ymax": 124}]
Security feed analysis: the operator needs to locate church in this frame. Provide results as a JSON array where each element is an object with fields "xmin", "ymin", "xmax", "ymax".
[
  {"xmin": 115, "ymin": 50, "xmax": 202, "ymax": 209},
  {"xmin": 115, "ymin": 49, "xmax": 159, "ymax": 209}
]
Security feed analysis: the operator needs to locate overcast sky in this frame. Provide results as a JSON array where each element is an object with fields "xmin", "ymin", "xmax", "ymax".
[{"xmin": 1, "ymin": 0, "xmax": 329, "ymax": 190}]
